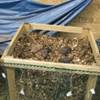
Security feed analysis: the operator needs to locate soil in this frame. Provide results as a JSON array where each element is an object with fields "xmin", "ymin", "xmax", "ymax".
[{"xmin": 11, "ymin": 31, "xmax": 95, "ymax": 100}]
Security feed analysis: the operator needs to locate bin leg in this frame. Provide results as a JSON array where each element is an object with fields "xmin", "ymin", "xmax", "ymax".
[
  {"xmin": 7, "ymin": 68, "xmax": 17, "ymax": 100},
  {"xmin": 85, "ymin": 76, "xmax": 97, "ymax": 100}
]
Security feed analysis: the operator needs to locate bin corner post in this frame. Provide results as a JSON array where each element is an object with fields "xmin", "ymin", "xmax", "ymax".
[
  {"xmin": 84, "ymin": 76, "xmax": 97, "ymax": 100},
  {"xmin": 7, "ymin": 67, "xmax": 17, "ymax": 100}
]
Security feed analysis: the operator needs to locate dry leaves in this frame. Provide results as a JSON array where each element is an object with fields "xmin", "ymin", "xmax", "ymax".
[{"xmin": 12, "ymin": 32, "xmax": 94, "ymax": 100}]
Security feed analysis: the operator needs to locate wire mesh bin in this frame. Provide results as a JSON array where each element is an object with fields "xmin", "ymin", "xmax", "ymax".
[
  {"xmin": 1, "ymin": 23, "xmax": 100, "ymax": 100},
  {"xmin": 15, "ymin": 68, "xmax": 89, "ymax": 100}
]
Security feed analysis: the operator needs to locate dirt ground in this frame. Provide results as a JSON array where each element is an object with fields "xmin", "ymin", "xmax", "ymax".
[{"xmin": 70, "ymin": 0, "xmax": 100, "ymax": 39}]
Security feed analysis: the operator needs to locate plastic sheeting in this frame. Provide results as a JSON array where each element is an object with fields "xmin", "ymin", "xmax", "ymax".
[
  {"xmin": 96, "ymin": 39, "xmax": 100, "ymax": 47},
  {"xmin": 0, "ymin": 0, "xmax": 92, "ymax": 53}
]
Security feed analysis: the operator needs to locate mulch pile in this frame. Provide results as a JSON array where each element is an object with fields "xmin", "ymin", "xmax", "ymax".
[{"xmin": 11, "ymin": 32, "xmax": 95, "ymax": 100}]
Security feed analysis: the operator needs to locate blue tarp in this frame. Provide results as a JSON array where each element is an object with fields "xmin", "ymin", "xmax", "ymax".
[{"xmin": 0, "ymin": 0, "xmax": 92, "ymax": 53}]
